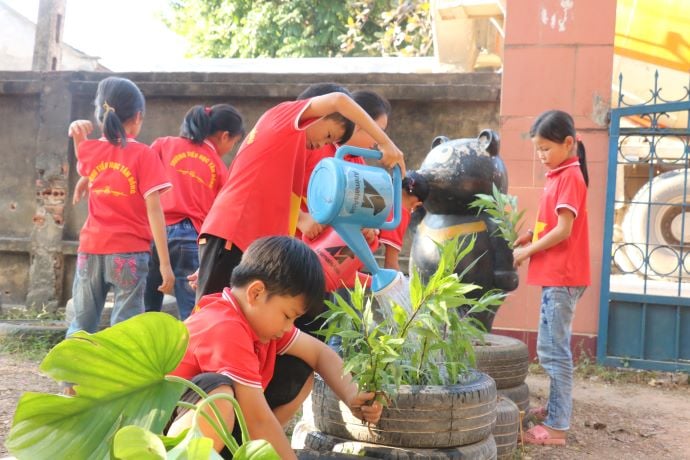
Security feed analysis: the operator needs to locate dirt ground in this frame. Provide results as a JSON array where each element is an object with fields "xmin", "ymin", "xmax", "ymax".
[{"xmin": 0, "ymin": 352, "xmax": 688, "ymax": 459}]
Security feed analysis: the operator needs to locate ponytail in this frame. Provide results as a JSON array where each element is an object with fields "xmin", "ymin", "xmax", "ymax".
[
  {"xmin": 94, "ymin": 77, "xmax": 145, "ymax": 148},
  {"xmin": 180, "ymin": 104, "xmax": 245, "ymax": 145},
  {"xmin": 576, "ymin": 140, "xmax": 589, "ymax": 187}
]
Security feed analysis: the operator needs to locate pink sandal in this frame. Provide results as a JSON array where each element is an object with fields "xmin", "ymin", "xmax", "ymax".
[
  {"xmin": 527, "ymin": 406, "xmax": 547, "ymax": 422},
  {"xmin": 522, "ymin": 425, "xmax": 566, "ymax": 446}
]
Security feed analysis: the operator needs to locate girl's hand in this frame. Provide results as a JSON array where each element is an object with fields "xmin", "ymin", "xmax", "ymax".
[
  {"xmin": 347, "ymin": 391, "xmax": 383, "ymax": 425},
  {"xmin": 68, "ymin": 120, "xmax": 93, "ymax": 139},
  {"xmin": 72, "ymin": 177, "xmax": 89, "ymax": 205},
  {"xmin": 378, "ymin": 140, "xmax": 406, "ymax": 177},
  {"xmin": 513, "ymin": 247, "xmax": 530, "ymax": 268},
  {"xmin": 158, "ymin": 263, "xmax": 174, "ymax": 294},
  {"xmin": 513, "ymin": 231, "xmax": 533, "ymax": 248}
]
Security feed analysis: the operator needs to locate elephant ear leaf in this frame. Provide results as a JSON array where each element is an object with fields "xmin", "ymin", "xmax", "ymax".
[
  {"xmin": 7, "ymin": 312, "xmax": 188, "ymax": 460},
  {"xmin": 112, "ymin": 425, "xmax": 167, "ymax": 460}
]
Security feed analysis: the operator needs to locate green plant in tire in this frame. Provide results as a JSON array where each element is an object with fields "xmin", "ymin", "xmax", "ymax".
[
  {"xmin": 6, "ymin": 312, "xmax": 280, "ymax": 460},
  {"xmin": 319, "ymin": 236, "xmax": 506, "ymax": 398},
  {"xmin": 469, "ymin": 183, "xmax": 525, "ymax": 249}
]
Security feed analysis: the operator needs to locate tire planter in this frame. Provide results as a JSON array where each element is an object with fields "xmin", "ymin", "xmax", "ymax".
[
  {"xmin": 296, "ymin": 448, "xmax": 377, "ymax": 459},
  {"xmin": 621, "ymin": 169, "xmax": 690, "ymax": 280},
  {"xmin": 306, "ymin": 430, "xmax": 497, "ymax": 460},
  {"xmin": 473, "ymin": 334, "xmax": 529, "ymax": 390},
  {"xmin": 492, "ymin": 397, "xmax": 519, "ymax": 460},
  {"xmin": 312, "ymin": 370, "xmax": 496, "ymax": 449},
  {"xmin": 496, "ymin": 383, "xmax": 529, "ymax": 413}
]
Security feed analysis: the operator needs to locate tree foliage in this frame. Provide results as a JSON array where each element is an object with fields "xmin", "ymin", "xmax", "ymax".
[{"xmin": 164, "ymin": 0, "xmax": 433, "ymax": 58}]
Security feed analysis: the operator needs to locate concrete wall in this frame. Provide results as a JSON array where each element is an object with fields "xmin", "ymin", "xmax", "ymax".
[
  {"xmin": 0, "ymin": 70, "xmax": 501, "ymax": 311},
  {"xmin": 493, "ymin": 0, "xmax": 617, "ymax": 358}
]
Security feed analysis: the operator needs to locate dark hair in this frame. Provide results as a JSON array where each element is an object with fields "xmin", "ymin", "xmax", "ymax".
[
  {"xmin": 529, "ymin": 110, "xmax": 589, "ymax": 186},
  {"xmin": 297, "ymin": 83, "xmax": 355, "ymax": 144},
  {"xmin": 297, "ymin": 82, "xmax": 350, "ymax": 100},
  {"xmin": 230, "ymin": 236, "xmax": 325, "ymax": 315},
  {"xmin": 323, "ymin": 112, "xmax": 355, "ymax": 145},
  {"xmin": 402, "ymin": 171, "xmax": 429, "ymax": 202},
  {"xmin": 352, "ymin": 90, "xmax": 391, "ymax": 121},
  {"xmin": 180, "ymin": 104, "xmax": 245, "ymax": 145},
  {"xmin": 94, "ymin": 77, "xmax": 145, "ymax": 148}
]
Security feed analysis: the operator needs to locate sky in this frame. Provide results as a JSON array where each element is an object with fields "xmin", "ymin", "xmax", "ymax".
[{"xmin": 3, "ymin": 0, "xmax": 189, "ymax": 70}]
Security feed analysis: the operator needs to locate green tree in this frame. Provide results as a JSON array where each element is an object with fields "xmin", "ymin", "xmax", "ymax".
[{"xmin": 164, "ymin": 0, "xmax": 433, "ymax": 58}]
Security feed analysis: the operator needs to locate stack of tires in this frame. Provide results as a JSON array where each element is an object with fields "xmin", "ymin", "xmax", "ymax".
[
  {"xmin": 296, "ymin": 370, "xmax": 499, "ymax": 459},
  {"xmin": 473, "ymin": 334, "xmax": 529, "ymax": 459}
]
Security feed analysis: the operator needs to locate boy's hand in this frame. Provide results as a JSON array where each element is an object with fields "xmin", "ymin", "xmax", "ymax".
[
  {"xmin": 378, "ymin": 141, "xmax": 406, "ymax": 177},
  {"xmin": 297, "ymin": 211, "xmax": 324, "ymax": 240},
  {"xmin": 68, "ymin": 120, "xmax": 93, "ymax": 139},
  {"xmin": 187, "ymin": 269, "xmax": 198, "ymax": 290},
  {"xmin": 159, "ymin": 263, "xmax": 174, "ymax": 294},
  {"xmin": 347, "ymin": 391, "xmax": 383, "ymax": 424},
  {"xmin": 361, "ymin": 228, "xmax": 379, "ymax": 245}
]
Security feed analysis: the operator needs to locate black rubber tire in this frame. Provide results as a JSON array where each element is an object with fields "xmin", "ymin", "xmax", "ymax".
[
  {"xmin": 622, "ymin": 169, "xmax": 690, "ymax": 279},
  {"xmin": 312, "ymin": 371, "xmax": 496, "ymax": 448},
  {"xmin": 473, "ymin": 334, "xmax": 529, "ymax": 389},
  {"xmin": 493, "ymin": 397, "xmax": 519, "ymax": 460},
  {"xmin": 496, "ymin": 383, "xmax": 529, "ymax": 413},
  {"xmin": 296, "ymin": 448, "xmax": 377, "ymax": 459},
  {"xmin": 306, "ymin": 430, "xmax": 498, "ymax": 459}
]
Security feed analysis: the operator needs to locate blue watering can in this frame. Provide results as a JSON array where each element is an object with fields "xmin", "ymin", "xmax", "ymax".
[{"xmin": 307, "ymin": 146, "xmax": 402, "ymax": 293}]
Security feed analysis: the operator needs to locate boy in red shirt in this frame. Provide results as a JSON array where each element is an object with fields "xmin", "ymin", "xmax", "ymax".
[
  {"xmin": 195, "ymin": 91, "xmax": 406, "ymax": 300},
  {"xmin": 168, "ymin": 236, "xmax": 382, "ymax": 459}
]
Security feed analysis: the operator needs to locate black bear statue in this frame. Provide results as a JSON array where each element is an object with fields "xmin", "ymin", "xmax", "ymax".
[{"xmin": 410, "ymin": 129, "xmax": 519, "ymax": 332}]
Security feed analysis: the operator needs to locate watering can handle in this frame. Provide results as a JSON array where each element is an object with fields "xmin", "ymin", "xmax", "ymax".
[
  {"xmin": 335, "ymin": 145, "xmax": 402, "ymax": 230},
  {"xmin": 335, "ymin": 145, "xmax": 383, "ymax": 161}
]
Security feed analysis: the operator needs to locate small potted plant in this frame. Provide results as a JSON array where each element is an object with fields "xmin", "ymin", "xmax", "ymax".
[{"xmin": 311, "ymin": 236, "xmax": 505, "ymax": 453}]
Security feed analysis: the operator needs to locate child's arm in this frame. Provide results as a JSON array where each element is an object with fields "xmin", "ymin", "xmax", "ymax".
[
  {"xmin": 68, "ymin": 120, "xmax": 94, "ymax": 204},
  {"xmin": 288, "ymin": 333, "xmax": 382, "ymax": 423},
  {"xmin": 145, "ymin": 192, "xmax": 174, "ymax": 294},
  {"xmin": 303, "ymin": 93, "xmax": 406, "ymax": 175},
  {"xmin": 513, "ymin": 209, "xmax": 575, "ymax": 267},
  {"xmin": 382, "ymin": 244, "xmax": 401, "ymax": 271},
  {"xmin": 233, "ymin": 384, "xmax": 298, "ymax": 460}
]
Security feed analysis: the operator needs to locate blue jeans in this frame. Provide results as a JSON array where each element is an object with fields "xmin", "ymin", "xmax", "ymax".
[
  {"xmin": 145, "ymin": 219, "xmax": 198, "ymax": 320},
  {"xmin": 68, "ymin": 252, "xmax": 150, "ymax": 336},
  {"xmin": 537, "ymin": 286, "xmax": 585, "ymax": 431}
]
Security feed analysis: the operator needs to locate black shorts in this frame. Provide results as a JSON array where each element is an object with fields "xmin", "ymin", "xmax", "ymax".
[
  {"xmin": 196, "ymin": 234, "xmax": 244, "ymax": 302},
  {"xmin": 167, "ymin": 355, "xmax": 314, "ymax": 458}
]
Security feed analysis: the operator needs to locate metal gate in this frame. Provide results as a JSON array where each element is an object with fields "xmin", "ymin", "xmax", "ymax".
[{"xmin": 598, "ymin": 72, "xmax": 690, "ymax": 372}]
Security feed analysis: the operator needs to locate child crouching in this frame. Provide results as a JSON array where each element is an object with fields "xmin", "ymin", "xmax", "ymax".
[{"xmin": 167, "ymin": 236, "xmax": 382, "ymax": 459}]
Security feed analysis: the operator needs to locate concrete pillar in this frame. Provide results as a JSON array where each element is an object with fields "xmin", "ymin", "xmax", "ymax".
[
  {"xmin": 26, "ymin": 74, "xmax": 72, "ymax": 312},
  {"xmin": 32, "ymin": 0, "xmax": 67, "ymax": 71},
  {"xmin": 493, "ymin": 0, "xmax": 617, "ymax": 354}
]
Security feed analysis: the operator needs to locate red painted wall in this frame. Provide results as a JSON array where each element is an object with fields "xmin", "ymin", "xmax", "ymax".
[{"xmin": 493, "ymin": 0, "xmax": 617, "ymax": 351}]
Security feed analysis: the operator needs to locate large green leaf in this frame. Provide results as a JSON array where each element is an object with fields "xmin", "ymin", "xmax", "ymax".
[{"xmin": 7, "ymin": 312, "xmax": 188, "ymax": 460}]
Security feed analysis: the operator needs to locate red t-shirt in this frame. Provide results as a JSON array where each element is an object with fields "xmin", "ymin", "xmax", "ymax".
[
  {"xmin": 200, "ymin": 99, "xmax": 313, "ymax": 251},
  {"xmin": 171, "ymin": 288, "xmax": 300, "ymax": 389},
  {"xmin": 527, "ymin": 158, "xmax": 590, "ymax": 286},
  {"xmin": 379, "ymin": 207, "xmax": 412, "ymax": 252},
  {"xmin": 77, "ymin": 138, "xmax": 171, "ymax": 254},
  {"xmin": 151, "ymin": 137, "xmax": 228, "ymax": 233}
]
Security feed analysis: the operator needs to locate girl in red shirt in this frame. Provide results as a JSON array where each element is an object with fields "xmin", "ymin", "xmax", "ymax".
[
  {"xmin": 67, "ymin": 77, "xmax": 174, "ymax": 336},
  {"xmin": 513, "ymin": 110, "xmax": 590, "ymax": 446},
  {"xmin": 145, "ymin": 105, "xmax": 245, "ymax": 320}
]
